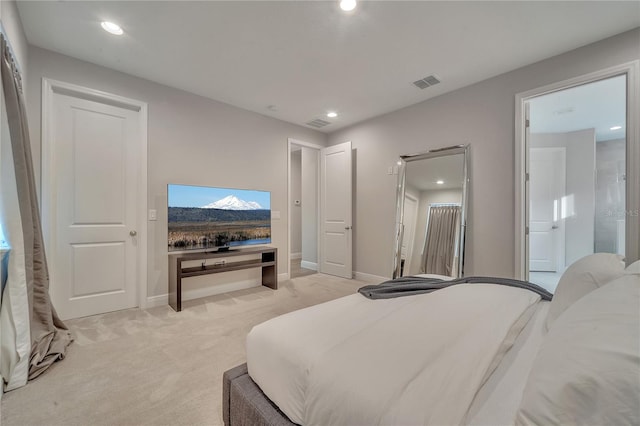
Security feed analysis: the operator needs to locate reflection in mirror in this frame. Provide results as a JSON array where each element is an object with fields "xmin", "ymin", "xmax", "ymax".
[{"xmin": 393, "ymin": 145, "xmax": 469, "ymax": 279}]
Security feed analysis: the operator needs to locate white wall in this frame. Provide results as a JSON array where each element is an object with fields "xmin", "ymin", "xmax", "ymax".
[
  {"xmin": 565, "ymin": 129, "xmax": 596, "ymax": 264},
  {"xmin": 531, "ymin": 129, "xmax": 596, "ymax": 266},
  {"xmin": 409, "ymin": 188, "xmax": 463, "ymax": 275},
  {"xmin": 327, "ymin": 28, "xmax": 640, "ymax": 279},
  {"xmin": 595, "ymin": 138, "xmax": 626, "ymax": 254},
  {"xmin": 26, "ymin": 46, "xmax": 327, "ymax": 299},
  {"xmin": 290, "ymin": 149, "xmax": 302, "ymax": 256},
  {"xmin": 301, "ymin": 147, "xmax": 318, "ymax": 265}
]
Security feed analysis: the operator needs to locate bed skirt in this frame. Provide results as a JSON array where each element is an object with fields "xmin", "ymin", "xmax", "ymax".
[{"xmin": 223, "ymin": 363, "xmax": 297, "ymax": 426}]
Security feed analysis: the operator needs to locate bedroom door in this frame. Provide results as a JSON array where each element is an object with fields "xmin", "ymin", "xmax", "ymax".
[
  {"xmin": 320, "ymin": 141, "xmax": 352, "ymax": 278},
  {"xmin": 43, "ymin": 80, "xmax": 147, "ymax": 320},
  {"xmin": 529, "ymin": 148, "xmax": 565, "ymax": 272}
]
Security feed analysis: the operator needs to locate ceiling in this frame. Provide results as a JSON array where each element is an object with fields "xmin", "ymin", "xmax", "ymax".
[
  {"xmin": 406, "ymin": 154, "xmax": 464, "ymax": 191},
  {"xmin": 529, "ymin": 75, "xmax": 626, "ymax": 142},
  {"xmin": 16, "ymin": 1, "xmax": 640, "ymax": 133}
]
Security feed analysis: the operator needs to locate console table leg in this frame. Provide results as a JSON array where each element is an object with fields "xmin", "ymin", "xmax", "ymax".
[{"xmin": 168, "ymin": 257, "xmax": 180, "ymax": 312}]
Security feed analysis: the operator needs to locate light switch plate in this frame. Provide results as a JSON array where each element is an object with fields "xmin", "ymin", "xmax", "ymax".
[
  {"xmin": 272, "ymin": 210, "xmax": 281, "ymax": 220},
  {"xmin": 148, "ymin": 209, "xmax": 157, "ymax": 221}
]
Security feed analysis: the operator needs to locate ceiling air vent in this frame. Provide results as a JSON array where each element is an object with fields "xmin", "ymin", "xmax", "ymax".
[
  {"xmin": 306, "ymin": 118, "xmax": 331, "ymax": 128},
  {"xmin": 413, "ymin": 75, "xmax": 441, "ymax": 89}
]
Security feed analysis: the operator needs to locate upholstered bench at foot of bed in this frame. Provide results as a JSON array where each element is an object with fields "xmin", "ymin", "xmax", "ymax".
[{"xmin": 223, "ymin": 363, "xmax": 297, "ymax": 426}]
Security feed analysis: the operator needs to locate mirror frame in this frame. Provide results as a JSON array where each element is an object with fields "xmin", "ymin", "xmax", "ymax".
[{"xmin": 392, "ymin": 144, "xmax": 470, "ymax": 279}]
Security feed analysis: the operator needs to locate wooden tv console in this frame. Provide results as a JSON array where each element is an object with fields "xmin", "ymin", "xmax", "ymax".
[{"xmin": 168, "ymin": 247, "xmax": 277, "ymax": 312}]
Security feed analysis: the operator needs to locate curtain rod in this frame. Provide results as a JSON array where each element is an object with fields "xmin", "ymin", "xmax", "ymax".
[{"xmin": 0, "ymin": 21, "xmax": 23, "ymax": 76}]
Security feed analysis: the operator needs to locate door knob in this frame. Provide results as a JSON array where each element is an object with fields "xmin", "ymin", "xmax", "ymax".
[
  {"xmin": 551, "ymin": 226, "xmax": 558, "ymax": 230},
  {"xmin": 130, "ymin": 230, "xmax": 137, "ymax": 236},
  {"xmin": 345, "ymin": 226, "xmax": 352, "ymax": 230}
]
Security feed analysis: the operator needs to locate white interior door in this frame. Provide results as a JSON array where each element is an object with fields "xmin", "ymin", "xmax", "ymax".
[
  {"xmin": 45, "ymin": 82, "xmax": 143, "ymax": 320},
  {"xmin": 401, "ymin": 195, "xmax": 418, "ymax": 275},
  {"xmin": 320, "ymin": 141, "xmax": 352, "ymax": 278},
  {"xmin": 529, "ymin": 147, "xmax": 565, "ymax": 272}
]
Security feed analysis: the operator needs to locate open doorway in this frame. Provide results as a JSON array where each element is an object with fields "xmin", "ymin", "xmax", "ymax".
[
  {"xmin": 288, "ymin": 139, "xmax": 321, "ymax": 279},
  {"xmin": 517, "ymin": 67, "xmax": 638, "ymax": 292}
]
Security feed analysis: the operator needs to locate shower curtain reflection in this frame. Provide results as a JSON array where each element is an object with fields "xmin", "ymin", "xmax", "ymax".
[{"xmin": 421, "ymin": 204, "xmax": 461, "ymax": 276}]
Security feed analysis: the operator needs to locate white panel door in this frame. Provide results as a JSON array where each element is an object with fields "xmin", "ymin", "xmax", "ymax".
[
  {"xmin": 48, "ymin": 89, "xmax": 141, "ymax": 319},
  {"xmin": 320, "ymin": 141, "xmax": 352, "ymax": 278},
  {"xmin": 529, "ymin": 148, "xmax": 565, "ymax": 272}
]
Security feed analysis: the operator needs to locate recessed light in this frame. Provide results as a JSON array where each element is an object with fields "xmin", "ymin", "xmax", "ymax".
[
  {"xmin": 610, "ymin": 126, "xmax": 622, "ymax": 131},
  {"xmin": 436, "ymin": 180, "xmax": 444, "ymax": 185},
  {"xmin": 101, "ymin": 21, "xmax": 124, "ymax": 36},
  {"xmin": 340, "ymin": 0, "xmax": 357, "ymax": 12},
  {"xmin": 327, "ymin": 112, "xmax": 338, "ymax": 118}
]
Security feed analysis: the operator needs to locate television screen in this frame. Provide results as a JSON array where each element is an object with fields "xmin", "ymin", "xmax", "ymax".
[{"xmin": 168, "ymin": 184, "xmax": 271, "ymax": 252}]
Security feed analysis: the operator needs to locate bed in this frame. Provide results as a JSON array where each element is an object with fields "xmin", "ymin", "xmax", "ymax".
[{"xmin": 223, "ymin": 253, "xmax": 640, "ymax": 425}]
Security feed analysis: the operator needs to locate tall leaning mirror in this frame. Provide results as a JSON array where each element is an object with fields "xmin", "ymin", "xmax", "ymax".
[{"xmin": 393, "ymin": 145, "xmax": 469, "ymax": 279}]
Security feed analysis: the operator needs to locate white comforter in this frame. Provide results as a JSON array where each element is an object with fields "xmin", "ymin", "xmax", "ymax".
[{"xmin": 247, "ymin": 283, "xmax": 542, "ymax": 425}]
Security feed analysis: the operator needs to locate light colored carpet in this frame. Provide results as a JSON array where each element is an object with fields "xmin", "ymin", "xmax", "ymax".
[
  {"xmin": 290, "ymin": 259, "xmax": 316, "ymax": 279},
  {"xmin": 1, "ymin": 274, "xmax": 364, "ymax": 426}
]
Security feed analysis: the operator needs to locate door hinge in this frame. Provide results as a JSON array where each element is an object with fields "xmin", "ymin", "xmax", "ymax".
[
  {"xmin": 525, "ymin": 226, "xmax": 530, "ymax": 235},
  {"xmin": 526, "ymin": 172, "xmax": 530, "ymax": 181},
  {"xmin": 525, "ymin": 119, "xmax": 530, "ymax": 128}
]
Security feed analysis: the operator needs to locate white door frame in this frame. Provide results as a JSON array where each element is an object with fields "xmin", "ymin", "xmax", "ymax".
[
  {"xmin": 515, "ymin": 61, "xmax": 640, "ymax": 278},
  {"xmin": 287, "ymin": 138, "xmax": 322, "ymax": 279},
  {"xmin": 402, "ymin": 193, "xmax": 419, "ymax": 275},
  {"xmin": 42, "ymin": 78, "xmax": 149, "ymax": 309}
]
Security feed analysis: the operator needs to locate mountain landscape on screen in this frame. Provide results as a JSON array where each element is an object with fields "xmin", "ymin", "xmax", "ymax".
[
  {"xmin": 201, "ymin": 195, "xmax": 263, "ymax": 210},
  {"xmin": 168, "ymin": 185, "xmax": 271, "ymax": 251}
]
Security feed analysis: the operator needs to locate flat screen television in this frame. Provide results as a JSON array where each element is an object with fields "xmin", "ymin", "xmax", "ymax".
[{"xmin": 167, "ymin": 184, "xmax": 271, "ymax": 252}]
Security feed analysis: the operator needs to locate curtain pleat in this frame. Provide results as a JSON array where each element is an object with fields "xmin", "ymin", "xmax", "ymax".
[
  {"xmin": 421, "ymin": 205, "xmax": 461, "ymax": 276},
  {"xmin": 1, "ymin": 35, "xmax": 72, "ymax": 382}
]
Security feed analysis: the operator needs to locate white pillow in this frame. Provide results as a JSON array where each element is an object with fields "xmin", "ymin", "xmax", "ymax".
[
  {"xmin": 516, "ymin": 274, "xmax": 640, "ymax": 426},
  {"xmin": 626, "ymin": 260, "xmax": 640, "ymax": 276},
  {"xmin": 546, "ymin": 253, "xmax": 625, "ymax": 330}
]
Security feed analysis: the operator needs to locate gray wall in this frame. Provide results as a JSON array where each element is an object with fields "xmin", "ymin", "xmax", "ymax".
[
  {"xmin": 327, "ymin": 28, "xmax": 640, "ymax": 279},
  {"xmin": 290, "ymin": 149, "xmax": 302, "ymax": 255},
  {"xmin": 531, "ymin": 129, "xmax": 596, "ymax": 267},
  {"xmin": 0, "ymin": 0, "xmax": 29, "ymax": 88},
  {"xmin": 26, "ymin": 46, "xmax": 327, "ymax": 299}
]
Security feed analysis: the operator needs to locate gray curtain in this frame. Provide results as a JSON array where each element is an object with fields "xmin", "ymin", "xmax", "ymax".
[
  {"xmin": 421, "ymin": 205, "xmax": 461, "ymax": 276},
  {"xmin": 1, "ymin": 36, "xmax": 72, "ymax": 380}
]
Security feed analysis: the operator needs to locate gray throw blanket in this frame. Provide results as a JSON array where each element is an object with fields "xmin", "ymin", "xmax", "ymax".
[{"xmin": 359, "ymin": 276, "xmax": 553, "ymax": 301}]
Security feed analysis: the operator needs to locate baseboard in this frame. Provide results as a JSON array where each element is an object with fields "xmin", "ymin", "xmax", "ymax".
[
  {"xmin": 300, "ymin": 260, "xmax": 318, "ymax": 271},
  {"xmin": 278, "ymin": 272, "xmax": 290, "ymax": 281},
  {"xmin": 354, "ymin": 271, "xmax": 389, "ymax": 284},
  {"xmin": 184, "ymin": 280, "xmax": 261, "ymax": 301},
  {"xmin": 145, "ymin": 276, "xmax": 289, "ymax": 309},
  {"xmin": 146, "ymin": 294, "xmax": 169, "ymax": 308},
  {"xmin": 290, "ymin": 252, "xmax": 302, "ymax": 260}
]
